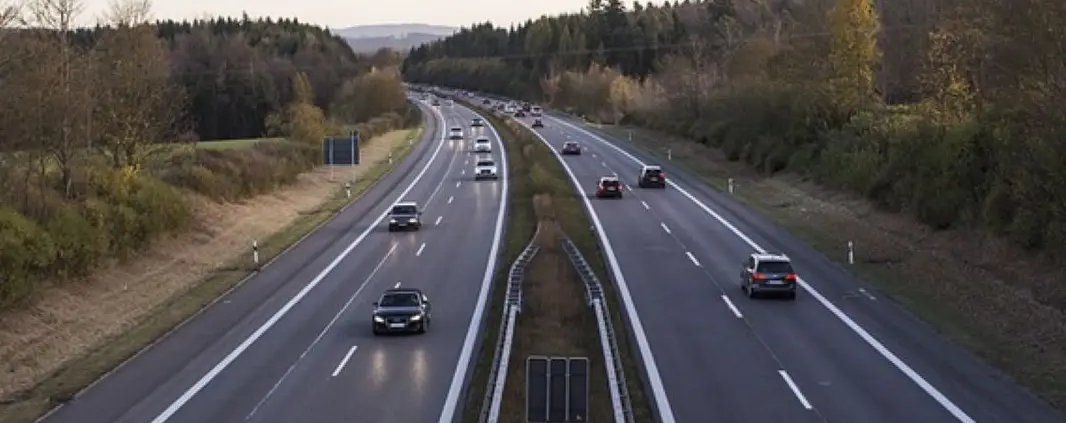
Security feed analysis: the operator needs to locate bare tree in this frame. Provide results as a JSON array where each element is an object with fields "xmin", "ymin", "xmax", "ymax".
[{"xmin": 101, "ymin": 0, "xmax": 151, "ymax": 26}]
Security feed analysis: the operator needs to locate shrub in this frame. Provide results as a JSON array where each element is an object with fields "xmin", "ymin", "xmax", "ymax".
[{"xmin": 0, "ymin": 207, "xmax": 56, "ymax": 307}]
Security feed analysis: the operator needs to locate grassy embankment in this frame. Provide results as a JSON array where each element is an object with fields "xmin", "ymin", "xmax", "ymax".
[
  {"xmin": 456, "ymin": 100, "xmax": 654, "ymax": 423},
  {"xmin": 0, "ymin": 126, "xmax": 423, "ymax": 423}
]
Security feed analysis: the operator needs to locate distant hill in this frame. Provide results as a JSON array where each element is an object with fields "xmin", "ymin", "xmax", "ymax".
[{"xmin": 335, "ymin": 23, "xmax": 458, "ymax": 53}]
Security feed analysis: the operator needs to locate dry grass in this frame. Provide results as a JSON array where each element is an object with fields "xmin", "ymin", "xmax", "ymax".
[
  {"xmin": 497, "ymin": 218, "xmax": 611, "ymax": 423},
  {"xmin": 0, "ymin": 129, "xmax": 416, "ymax": 418},
  {"xmin": 596, "ymin": 123, "xmax": 1066, "ymax": 411}
]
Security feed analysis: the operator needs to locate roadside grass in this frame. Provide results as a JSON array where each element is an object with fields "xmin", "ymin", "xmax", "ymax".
[
  {"xmin": 0, "ymin": 127, "xmax": 423, "ymax": 423},
  {"xmin": 455, "ymin": 100, "xmax": 654, "ymax": 423},
  {"xmin": 589, "ymin": 122, "xmax": 1066, "ymax": 412},
  {"xmin": 194, "ymin": 137, "xmax": 285, "ymax": 150}
]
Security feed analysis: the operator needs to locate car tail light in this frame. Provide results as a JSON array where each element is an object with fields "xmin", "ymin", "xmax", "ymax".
[
  {"xmin": 752, "ymin": 272, "xmax": 766, "ymax": 280},
  {"xmin": 661, "ymin": 172, "xmax": 666, "ymax": 179},
  {"xmin": 785, "ymin": 273, "xmax": 798, "ymax": 280}
]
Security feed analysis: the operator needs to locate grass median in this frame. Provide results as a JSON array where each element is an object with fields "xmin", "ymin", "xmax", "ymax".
[
  {"xmin": 0, "ymin": 127, "xmax": 423, "ymax": 423},
  {"xmin": 457, "ymin": 100, "xmax": 654, "ymax": 423}
]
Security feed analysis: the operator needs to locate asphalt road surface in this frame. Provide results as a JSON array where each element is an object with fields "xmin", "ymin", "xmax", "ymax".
[
  {"xmin": 501, "ymin": 106, "xmax": 1065, "ymax": 423},
  {"xmin": 40, "ymin": 100, "xmax": 508, "ymax": 423}
]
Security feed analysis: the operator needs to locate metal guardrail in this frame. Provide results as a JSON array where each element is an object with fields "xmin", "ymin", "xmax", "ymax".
[
  {"xmin": 561, "ymin": 237, "xmax": 635, "ymax": 423},
  {"xmin": 479, "ymin": 222, "xmax": 542, "ymax": 423}
]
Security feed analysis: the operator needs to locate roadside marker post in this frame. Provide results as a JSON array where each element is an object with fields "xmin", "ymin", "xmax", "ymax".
[
  {"xmin": 848, "ymin": 241, "xmax": 854, "ymax": 265},
  {"xmin": 252, "ymin": 240, "xmax": 260, "ymax": 269},
  {"xmin": 345, "ymin": 182, "xmax": 351, "ymax": 198},
  {"xmin": 728, "ymin": 178, "xmax": 734, "ymax": 195}
]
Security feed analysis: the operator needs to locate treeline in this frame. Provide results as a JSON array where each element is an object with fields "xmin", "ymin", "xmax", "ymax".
[
  {"xmin": 0, "ymin": 0, "xmax": 412, "ymax": 309},
  {"xmin": 403, "ymin": 0, "xmax": 1066, "ymax": 254}
]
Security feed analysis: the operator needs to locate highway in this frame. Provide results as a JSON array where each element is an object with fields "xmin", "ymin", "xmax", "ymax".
[
  {"xmin": 499, "ymin": 106, "xmax": 1066, "ymax": 423},
  {"xmin": 40, "ymin": 100, "xmax": 508, "ymax": 423}
]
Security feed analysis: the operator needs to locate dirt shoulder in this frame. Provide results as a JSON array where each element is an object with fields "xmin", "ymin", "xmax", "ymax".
[
  {"xmin": 0, "ymin": 129, "xmax": 416, "ymax": 414},
  {"xmin": 592, "ymin": 123, "xmax": 1066, "ymax": 411}
]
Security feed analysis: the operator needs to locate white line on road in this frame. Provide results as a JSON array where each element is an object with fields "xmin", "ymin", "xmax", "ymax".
[
  {"xmin": 394, "ymin": 281, "xmax": 401, "ymax": 288},
  {"xmin": 641, "ymin": 201, "xmax": 649, "ymax": 210},
  {"xmin": 551, "ymin": 116, "xmax": 976, "ymax": 423},
  {"xmin": 461, "ymin": 169, "xmax": 465, "ymax": 175},
  {"xmin": 447, "ymin": 195, "xmax": 454, "ymax": 204},
  {"xmin": 331, "ymin": 345, "xmax": 359, "ymax": 377},
  {"xmin": 416, "ymin": 242, "xmax": 426, "ymax": 256},
  {"xmin": 245, "ymin": 243, "xmax": 398, "ymax": 419},
  {"xmin": 721, "ymin": 295, "xmax": 742, "ymax": 318},
  {"xmin": 601, "ymin": 161, "xmax": 607, "ymax": 166},
  {"xmin": 435, "ymin": 216, "xmax": 443, "ymax": 225},
  {"xmin": 456, "ymin": 181, "xmax": 461, "ymax": 187},
  {"xmin": 660, "ymin": 223, "xmax": 671, "ymax": 234},
  {"xmin": 685, "ymin": 251, "xmax": 701, "ymax": 267},
  {"xmin": 778, "ymin": 370, "xmax": 813, "ymax": 410}
]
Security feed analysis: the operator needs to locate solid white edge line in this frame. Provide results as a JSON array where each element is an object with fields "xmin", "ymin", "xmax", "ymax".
[
  {"xmin": 720, "ymin": 295, "xmax": 743, "ymax": 318},
  {"xmin": 435, "ymin": 216, "xmax": 443, "ymax": 225},
  {"xmin": 660, "ymin": 222, "xmax": 671, "ymax": 234},
  {"xmin": 516, "ymin": 118, "xmax": 677, "ymax": 423},
  {"xmin": 551, "ymin": 116, "xmax": 977, "ymax": 423},
  {"xmin": 435, "ymin": 104, "xmax": 509, "ymax": 423},
  {"xmin": 330, "ymin": 345, "xmax": 359, "ymax": 377},
  {"xmin": 415, "ymin": 242, "xmax": 426, "ymax": 256},
  {"xmin": 150, "ymin": 104, "xmax": 452, "ymax": 423},
  {"xmin": 685, "ymin": 251, "xmax": 701, "ymax": 267},
  {"xmin": 778, "ymin": 370, "xmax": 813, "ymax": 410}
]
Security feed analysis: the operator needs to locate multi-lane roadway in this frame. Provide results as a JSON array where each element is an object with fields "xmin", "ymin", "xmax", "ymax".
[
  {"xmin": 504, "ymin": 106, "xmax": 1066, "ymax": 423},
  {"xmin": 40, "ymin": 100, "xmax": 508, "ymax": 423}
]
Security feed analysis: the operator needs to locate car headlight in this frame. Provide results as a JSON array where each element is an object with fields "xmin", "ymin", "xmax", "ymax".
[
  {"xmin": 408, "ymin": 218, "xmax": 417, "ymax": 223},
  {"xmin": 410, "ymin": 313, "xmax": 423, "ymax": 321},
  {"xmin": 374, "ymin": 316, "xmax": 384, "ymax": 323},
  {"xmin": 389, "ymin": 218, "xmax": 397, "ymax": 223}
]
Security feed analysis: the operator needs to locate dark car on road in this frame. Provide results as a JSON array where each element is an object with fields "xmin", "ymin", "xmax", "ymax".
[
  {"xmin": 531, "ymin": 118, "xmax": 544, "ymax": 128},
  {"xmin": 514, "ymin": 110, "xmax": 527, "ymax": 118},
  {"xmin": 637, "ymin": 165, "xmax": 667, "ymax": 188},
  {"xmin": 561, "ymin": 141, "xmax": 581, "ymax": 155},
  {"xmin": 741, "ymin": 253, "xmax": 798, "ymax": 300},
  {"xmin": 387, "ymin": 201, "xmax": 422, "ymax": 231},
  {"xmin": 371, "ymin": 288, "xmax": 432, "ymax": 335},
  {"xmin": 595, "ymin": 176, "xmax": 624, "ymax": 198}
]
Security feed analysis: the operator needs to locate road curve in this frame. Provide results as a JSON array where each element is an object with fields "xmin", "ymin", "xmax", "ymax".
[
  {"xmin": 40, "ymin": 100, "xmax": 508, "ymax": 423},
  {"xmin": 499, "ymin": 104, "xmax": 1064, "ymax": 423}
]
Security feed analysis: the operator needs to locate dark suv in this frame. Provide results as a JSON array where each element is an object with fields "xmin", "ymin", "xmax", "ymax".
[
  {"xmin": 387, "ymin": 201, "xmax": 422, "ymax": 231},
  {"xmin": 371, "ymin": 288, "xmax": 432, "ymax": 335},
  {"xmin": 637, "ymin": 165, "xmax": 666, "ymax": 188},
  {"xmin": 532, "ymin": 118, "xmax": 544, "ymax": 128},
  {"xmin": 741, "ymin": 253, "xmax": 798, "ymax": 299},
  {"xmin": 561, "ymin": 141, "xmax": 581, "ymax": 155}
]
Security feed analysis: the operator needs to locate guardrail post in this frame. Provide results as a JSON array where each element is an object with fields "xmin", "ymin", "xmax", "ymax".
[
  {"xmin": 345, "ymin": 182, "xmax": 351, "ymax": 198},
  {"xmin": 848, "ymin": 241, "xmax": 854, "ymax": 265},
  {"xmin": 252, "ymin": 240, "xmax": 259, "ymax": 269},
  {"xmin": 728, "ymin": 178, "xmax": 734, "ymax": 194},
  {"xmin": 667, "ymin": 148, "xmax": 672, "ymax": 161}
]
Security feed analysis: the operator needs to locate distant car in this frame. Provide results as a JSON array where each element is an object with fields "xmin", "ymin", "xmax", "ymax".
[
  {"xmin": 514, "ymin": 110, "xmax": 527, "ymax": 118},
  {"xmin": 482, "ymin": 98, "xmax": 491, "ymax": 105},
  {"xmin": 387, "ymin": 201, "xmax": 422, "ymax": 231},
  {"xmin": 595, "ymin": 176, "xmax": 623, "ymax": 198},
  {"xmin": 431, "ymin": 99, "xmax": 440, "ymax": 106},
  {"xmin": 531, "ymin": 106, "xmax": 542, "ymax": 117},
  {"xmin": 474, "ymin": 136, "xmax": 492, "ymax": 153},
  {"xmin": 371, "ymin": 288, "xmax": 432, "ymax": 335},
  {"xmin": 637, "ymin": 165, "xmax": 666, "ymax": 188},
  {"xmin": 521, "ymin": 103, "xmax": 532, "ymax": 112},
  {"xmin": 449, "ymin": 127, "xmax": 464, "ymax": 140},
  {"xmin": 741, "ymin": 253, "xmax": 798, "ymax": 300},
  {"xmin": 531, "ymin": 118, "xmax": 544, "ymax": 128},
  {"xmin": 474, "ymin": 157, "xmax": 498, "ymax": 180},
  {"xmin": 561, "ymin": 141, "xmax": 581, "ymax": 155},
  {"xmin": 504, "ymin": 105, "xmax": 516, "ymax": 114},
  {"xmin": 471, "ymin": 118, "xmax": 484, "ymax": 127}
]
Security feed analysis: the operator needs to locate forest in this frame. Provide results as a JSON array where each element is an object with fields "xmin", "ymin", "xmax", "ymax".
[
  {"xmin": 0, "ymin": 0, "xmax": 411, "ymax": 309},
  {"xmin": 402, "ymin": 0, "xmax": 1066, "ymax": 257}
]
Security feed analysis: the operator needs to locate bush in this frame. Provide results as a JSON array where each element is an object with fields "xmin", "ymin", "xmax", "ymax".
[{"xmin": 0, "ymin": 207, "xmax": 56, "ymax": 307}]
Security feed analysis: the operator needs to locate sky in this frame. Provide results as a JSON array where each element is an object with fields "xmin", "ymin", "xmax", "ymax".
[{"xmin": 79, "ymin": 0, "xmax": 595, "ymax": 29}]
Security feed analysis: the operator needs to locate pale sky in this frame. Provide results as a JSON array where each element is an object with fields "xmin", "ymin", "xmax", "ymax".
[{"xmin": 79, "ymin": 0, "xmax": 595, "ymax": 29}]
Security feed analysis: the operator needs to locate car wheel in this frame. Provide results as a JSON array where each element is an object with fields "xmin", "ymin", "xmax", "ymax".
[
  {"xmin": 746, "ymin": 283, "xmax": 757, "ymax": 298},
  {"xmin": 372, "ymin": 326, "xmax": 381, "ymax": 336},
  {"xmin": 418, "ymin": 322, "xmax": 427, "ymax": 334},
  {"xmin": 787, "ymin": 290, "xmax": 797, "ymax": 300},
  {"xmin": 387, "ymin": 226, "xmax": 395, "ymax": 232}
]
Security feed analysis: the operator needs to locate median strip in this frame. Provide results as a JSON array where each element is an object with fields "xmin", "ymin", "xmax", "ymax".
[{"xmin": 455, "ymin": 98, "xmax": 654, "ymax": 423}]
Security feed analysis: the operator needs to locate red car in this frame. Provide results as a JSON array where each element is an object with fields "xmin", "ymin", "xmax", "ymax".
[{"xmin": 595, "ymin": 176, "xmax": 624, "ymax": 198}]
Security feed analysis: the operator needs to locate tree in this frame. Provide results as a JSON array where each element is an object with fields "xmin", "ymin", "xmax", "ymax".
[{"xmin": 826, "ymin": 0, "xmax": 882, "ymax": 112}]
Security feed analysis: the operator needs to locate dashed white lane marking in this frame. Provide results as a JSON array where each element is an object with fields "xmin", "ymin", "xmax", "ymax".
[
  {"xmin": 660, "ymin": 223, "xmax": 671, "ymax": 234},
  {"xmin": 447, "ymin": 196, "xmax": 454, "ymax": 204},
  {"xmin": 394, "ymin": 281, "xmax": 402, "ymax": 288},
  {"xmin": 641, "ymin": 201, "xmax": 649, "ymax": 210},
  {"xmin": 435, "ymin": 216, "xmax": 443, "ymax": 225},
  {"xmin": 779, "ymin": 370, "xmax": 813, "ymax": 410},
  {"xmin": 330, "ymin": 345, "xmax": 358, "ymax": 377},
  {"xmin": 685, "ymin": 251, "xmax": 701, "ymax": 267},
  {"xmin": 416, "ymin": 242, "xmax": 426, "ymax": 256},
  {"xmin": 721, "ymin": 295, "xmax": 743, "ymax": 318},
  {"xmin": 456, "ymin": 181, "xmax": 462, "ymax": 187}
]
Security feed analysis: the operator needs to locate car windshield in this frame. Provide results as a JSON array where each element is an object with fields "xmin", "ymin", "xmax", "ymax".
[
  {"xmin": 391, "ymin": 205, "xmax": 417, "ymax": 215},
  {"xmin": 379, "ymin": 293, "xmax": 419, "ymax": 307},
  {"xmin": 757, "ymin": 261, "xmax": 793, "ymax": 274},
  {"xmin": 476, "ymin": 139, "xmax": 489, "ymax": 143},
  {"xmin": 602, "ymin": 179, "xmax": 620, "ymax": 187},
  {"xmin": 476, "ymin": 160, "xmax": 494, "ymax": 167},
  {"xmin": 450, "ymin": 128, "xmax": 461, "ymax": 132},
  {"xmin": 644, "ymin": 168, "xmax": 663, "ymax": 176},
  {"xmin": 564, "ymin": 142, "xmax": 577, "ymax": 148}
]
